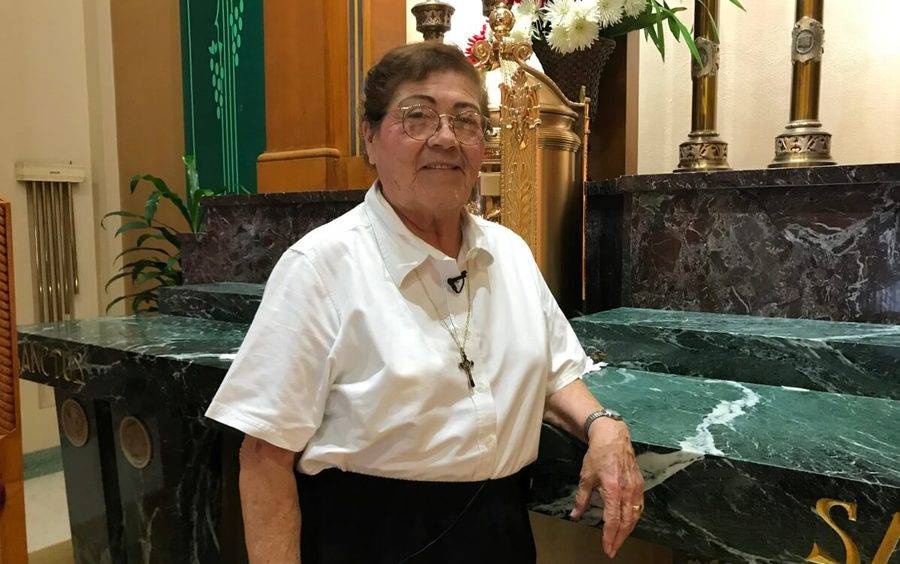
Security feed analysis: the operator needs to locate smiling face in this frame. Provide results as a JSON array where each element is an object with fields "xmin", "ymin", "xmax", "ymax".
[{"xmin": 362, "ymin": 70, "xmax": 486, "ymax": 221}]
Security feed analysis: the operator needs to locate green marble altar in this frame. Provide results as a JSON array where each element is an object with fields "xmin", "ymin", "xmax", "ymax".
[
  {"xmin": 18, "ymin": 305, "xmax": 900, "ymax": 562},
  {"xmin": 572, "ymin": 307, "xmax": 900, "ymax": 399}
]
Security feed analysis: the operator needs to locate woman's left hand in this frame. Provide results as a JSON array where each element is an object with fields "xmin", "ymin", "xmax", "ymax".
[{"xmin": 570, "ymin": 418, "xmax": 645, "ymax": 558}]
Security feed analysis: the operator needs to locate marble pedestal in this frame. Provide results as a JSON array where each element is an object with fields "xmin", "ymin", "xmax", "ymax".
[{"xmin": 586, "ymin": 163, "xmax": 899, "ymax": 323}]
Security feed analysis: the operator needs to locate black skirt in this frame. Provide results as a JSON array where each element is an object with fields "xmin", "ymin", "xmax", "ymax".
[{"xmin": 296, "ymin": 468, "xmax": 537, "ymax": 564}]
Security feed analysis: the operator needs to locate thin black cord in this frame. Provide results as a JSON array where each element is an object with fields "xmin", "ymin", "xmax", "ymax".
[{"xmin": 397, "ymin": 481, "xmax": 487, "ymax": 563}]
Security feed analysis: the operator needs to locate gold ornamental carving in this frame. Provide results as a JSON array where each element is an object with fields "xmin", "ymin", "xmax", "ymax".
[
  {"xmin": 499, "ymin": 69, "xmax": 541, "ymax": 253},
  {"xmin": 60, "ymin": 398, "xmax": 89, "ymax": 447}
]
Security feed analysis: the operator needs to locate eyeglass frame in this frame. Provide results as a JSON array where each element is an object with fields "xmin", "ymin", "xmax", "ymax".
[{"xmin": 394, "ymin": 104, "xmax": 489, "ymax": 146}]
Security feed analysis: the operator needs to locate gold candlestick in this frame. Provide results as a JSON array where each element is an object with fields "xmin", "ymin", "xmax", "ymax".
[
  {"xmin": 412, "ymin": 1, "xmax": 455, "ymax": 42},
  {"xmin": 770, "ymin": 0, "xmax": 835, "ymax": 168},
  {"xmin": 675, "ymin": 0, "xmax": 730, "ymax": 172}
]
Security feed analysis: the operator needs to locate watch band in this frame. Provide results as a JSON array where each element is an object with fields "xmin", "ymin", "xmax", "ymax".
[{"xmin": 583, "ymin": 408, "xmax": 624, "ymax": 439}]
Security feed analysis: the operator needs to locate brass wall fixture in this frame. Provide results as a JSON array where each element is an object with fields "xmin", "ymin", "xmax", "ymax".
[
  {"xmin": 770, "ymin": 0, "xmax": 835, "ymax": 168},
  {"xmin": 675, "ymin": 0, "xmax": 731, "ymax": 172},
  {"xmin": 15, "ymin": 163, "xmax": 83, "ymax": 323},
  {"xmin": 472, "ymin": 0, "xmax": 589, "ymax": 313},
  {"xmin": 411, "ymin": 1, "xmax": 455, "ymax": 42}
]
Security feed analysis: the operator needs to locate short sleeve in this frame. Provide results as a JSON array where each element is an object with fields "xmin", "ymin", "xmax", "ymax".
[
  {"xmin": 205, "ymin": 249, "xmax": 340, "ymax": 452},
  {"xmin": 538, "ymin": 271, "xmax": 590, "ymax": 397}
]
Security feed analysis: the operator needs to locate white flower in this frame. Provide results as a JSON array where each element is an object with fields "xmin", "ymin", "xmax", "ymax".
[
  {"xmin": 545, "ymin": 0, "xmax": 575, "ymax": 28},
  {"xmin": 546, "ymin": 23, "xmax": 576, "ymax": 53},
  {"xmin": 594, "ymin": 0, "xmax": 625, "ymax": 27},
  {"xmin": 623, "ymin": 0, "xmax": 648, "ymax": 17},
  {"xmin": 510, "ymin": 0, "xmax": 538, "ymax": 43},
  {"xmin": 566, "ymin": 4, "xmax": 600, "ymax": 50}
]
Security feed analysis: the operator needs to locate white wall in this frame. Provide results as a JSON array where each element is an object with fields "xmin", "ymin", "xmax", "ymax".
[
  {"xmin": 0, "ymin": 0, "xmax": 123, "ymax": 453},
  {"xmin": 638, "ymin": 0, "xmax": 900, "ymax": 173},
  {"xmin": 406, "ymin": 1, "xmax": 900, "ymax": 172}
]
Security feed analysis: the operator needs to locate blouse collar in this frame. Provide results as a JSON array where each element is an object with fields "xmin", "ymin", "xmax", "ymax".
[{"xmin": 364, "ymin": 181, "xmax": 494, "ymax": 287}]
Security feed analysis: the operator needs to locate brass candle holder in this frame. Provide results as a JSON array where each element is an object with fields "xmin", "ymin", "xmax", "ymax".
[
  {"xmin": 411, "ymin": 1, "xmax": 455, "ymax": 42},
  {"xmin": 769, "ymin": 0, "xmax": 835, "ymax": 168},
  {"xmin": 675, "ymin": 0, "xmax": 731, "ymax": 172}
]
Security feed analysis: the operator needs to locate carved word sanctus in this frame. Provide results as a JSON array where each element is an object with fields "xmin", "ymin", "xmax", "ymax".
[
  {"xmin": 19, "ymin": 342, "xmax": 86, "ymax": 386},
  {"xmin": 806, "ymin": 498, "xmax": 900, "ymax": 564}
]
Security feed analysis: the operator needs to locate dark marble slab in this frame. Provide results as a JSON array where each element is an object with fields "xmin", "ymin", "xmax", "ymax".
[
  {"xmin": 587, "ymin": 162, "xmax": 900, "ymax": 194},
  {"xmin": 158, "ymin": 283, "xmax": 263, "ymax": 324},
  {"xmin": 18, "ymin": 315, "xmax": 246, "ymax": 416},
  {"xmin": 585, "ymin": 163, "xmax": 899, "ymax": 323},
  {"xmin": 572, "ymin": 307, "xmax": 900, "ymax": 399},
  {"xmin": 18, "ymin": 314, "xmax": 900, "ymax": 563},
  {"xmin": 531, "ymin": 368, "xmax": 900, "ymax": 563},
  {"xmin": 181, "ymin": 190, "xmax": 364, "ymax": 285},
  {"xmin": 54, "ymin": 391, "xmax": 125, "ymax": 563}
]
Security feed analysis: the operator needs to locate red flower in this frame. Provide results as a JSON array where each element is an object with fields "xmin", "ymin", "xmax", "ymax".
[{"xmin": 464, "ymin": 23, "xmax": 488, "ymax": 64}]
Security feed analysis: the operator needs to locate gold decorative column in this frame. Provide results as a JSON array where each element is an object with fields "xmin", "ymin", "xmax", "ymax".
[
  {"xmin": 675, "ymin": 0, "xmax": 730, "ymax": 172},
  {"xmin": 769, "ymin": 0, "xmax": 835, "ymax": 168},
  {"xmin": 411, "ymin": 1, "xmax": 454, "ymax": 42}
]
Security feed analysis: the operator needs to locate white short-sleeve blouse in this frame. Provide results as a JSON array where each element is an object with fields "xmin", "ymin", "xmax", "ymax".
[{"xmin": 205, "ymin": 184, "xmax": 589, "ymax": 481}]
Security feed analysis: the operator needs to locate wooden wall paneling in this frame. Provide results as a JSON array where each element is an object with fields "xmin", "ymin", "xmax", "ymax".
[
  {"xmin": 0, "ymin": 200, "xmax": 28, "ymax": 563},
  {"xmin": 258, "ymin": 0, "xmax": 404, "ymax": 193},
  {"xmin": 588, "ymin": 33, "xmax": 640, "ymax": 180}
]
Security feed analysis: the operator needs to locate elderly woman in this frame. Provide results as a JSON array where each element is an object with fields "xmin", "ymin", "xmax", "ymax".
[{"xmin": 206, "ymin": 42, "xmax": 643, "ymax": 563}]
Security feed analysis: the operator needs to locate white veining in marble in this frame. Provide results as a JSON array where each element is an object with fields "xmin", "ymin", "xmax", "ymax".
[{"xmin": 678, "ymin": 382, "xmax": 760, "ymax": 456}]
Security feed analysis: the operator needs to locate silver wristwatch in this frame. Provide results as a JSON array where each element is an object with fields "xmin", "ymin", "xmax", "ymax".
[{"xmin": 583, "ymin": 408, "xmax": 624, "ymax": 439}]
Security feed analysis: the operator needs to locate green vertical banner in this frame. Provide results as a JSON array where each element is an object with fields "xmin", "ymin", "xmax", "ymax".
[{"xmin": 180, "ymin": 0, "xmax": 265, "ymax": 194}]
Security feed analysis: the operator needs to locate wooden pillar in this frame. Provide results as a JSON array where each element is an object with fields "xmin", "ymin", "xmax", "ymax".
[
  {"xmin": 0, "ymin": 200, "xmax": 27, "ymax": 564},
  {"xmin": 588, "ymin": 33, "xmax": 640, "ymax": 180},
  {"xmin": 258, "ymin": 0, "xmax": 406, "ymax": 192}
]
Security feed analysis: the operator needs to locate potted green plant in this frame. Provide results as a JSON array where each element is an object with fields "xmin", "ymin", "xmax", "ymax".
[{"xmin": 101, "ymin": 156, "xmax": 229, "ymax": 314}]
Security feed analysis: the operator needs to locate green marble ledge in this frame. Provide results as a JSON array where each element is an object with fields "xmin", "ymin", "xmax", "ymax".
[
  {"xmin": 584, "ymin": 367, "xmax": 897, "ymax": 486},
  {"xmin": 19, "ymin": 314, "xmax": 898, "ymax": 486},
  {"xmin": 572, "ymin": 307, "xmax": 900, "ymax": 399}
]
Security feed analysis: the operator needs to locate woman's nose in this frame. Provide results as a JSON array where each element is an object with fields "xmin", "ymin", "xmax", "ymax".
[{"xmin": 427, "ymin": 115, "xmax": 458, "ymax": 147}]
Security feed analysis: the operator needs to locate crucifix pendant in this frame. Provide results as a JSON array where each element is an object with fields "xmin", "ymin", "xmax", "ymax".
[{"xmin": 458, "ymin": 351, "xmax": 475, "ymax": 388}]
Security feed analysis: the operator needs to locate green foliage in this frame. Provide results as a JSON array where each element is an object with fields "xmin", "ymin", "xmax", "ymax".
[
  {"xmin": 101, "ymin": 156, "xmax": 228, "ymax": 315},
  {"xmin": 604, "ymin": 0, "xmax": 745, "ymax": 63}
]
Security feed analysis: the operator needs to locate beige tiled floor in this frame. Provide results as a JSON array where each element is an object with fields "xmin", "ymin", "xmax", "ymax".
[{"xmin": 25, "ymin": 471, "xmax": 72, "ymax": 561}]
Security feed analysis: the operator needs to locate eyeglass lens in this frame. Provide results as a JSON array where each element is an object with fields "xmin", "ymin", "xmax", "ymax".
[{"xmin": 402, "ymin": 106, "xmax": 484, "ymax": 145}]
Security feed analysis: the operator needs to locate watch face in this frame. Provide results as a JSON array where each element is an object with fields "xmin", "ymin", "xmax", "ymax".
[{"xmin": 605, "ymin": 409, "xmax": 623, "ymax": 421}]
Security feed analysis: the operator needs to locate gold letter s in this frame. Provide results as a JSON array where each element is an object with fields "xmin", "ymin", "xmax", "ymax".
[{"xmin": 806, "ymin": 499, "xmax": 861, "ymax": 564}]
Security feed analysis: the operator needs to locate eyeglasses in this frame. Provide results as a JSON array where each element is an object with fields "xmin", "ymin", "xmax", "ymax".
[{"xmin": 397, "ymin": 105, "xmax": 487, "ymax": 146}]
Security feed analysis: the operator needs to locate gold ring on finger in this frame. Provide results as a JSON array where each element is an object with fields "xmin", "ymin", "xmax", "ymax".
[{"xmin": 632, "ymin": 504, "xmax": 644, "ymax": 512}]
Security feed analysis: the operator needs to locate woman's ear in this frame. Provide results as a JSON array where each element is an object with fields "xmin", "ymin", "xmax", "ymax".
[{"xmin": 360, "ymin": 121, "xmax": 376, "ymax": 165}]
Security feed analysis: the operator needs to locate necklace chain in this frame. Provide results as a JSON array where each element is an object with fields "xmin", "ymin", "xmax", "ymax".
[
  {"xmin": 365, "ymin": 205, "xmax": 476, "ymax": 388},
  {"xmin": 414, "ymin": 265, "xmax": 475, "ymax": 387}
]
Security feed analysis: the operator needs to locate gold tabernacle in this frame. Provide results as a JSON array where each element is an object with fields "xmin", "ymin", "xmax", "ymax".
[
  {"xmin": 472, "ymin": 0, "xmax": 589, "ymax": 313},
  {"xmin": 675, "ymin": 0, "xmax": 730, "ymax": 172},
  {"xmin": 770, "ymin": 0, "xmax": 835, "ymax": 168}
]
